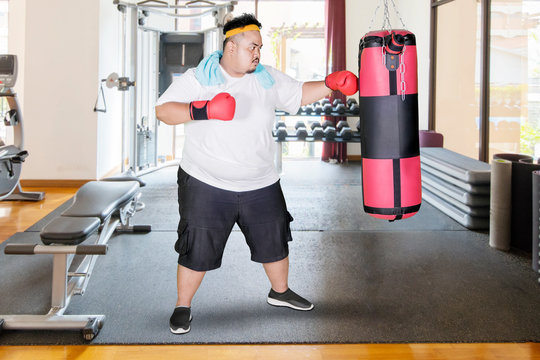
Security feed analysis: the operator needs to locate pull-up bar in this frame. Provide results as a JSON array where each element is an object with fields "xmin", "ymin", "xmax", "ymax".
[{"xmin": 113, "ymin": 0, "xmax": 236, "ymax": 18}]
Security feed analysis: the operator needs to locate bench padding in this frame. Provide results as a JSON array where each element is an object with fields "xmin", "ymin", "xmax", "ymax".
[
  {"xmin": 41, "ymin": 217, "xmax": 101, "ymax": 245},
  {"xmin": 40, "ymin": 180, "xmax": 140, "ymax": 245},
  {"xmin": 62, "ymin": 181, "xmax": 139, "ymax": 220}
]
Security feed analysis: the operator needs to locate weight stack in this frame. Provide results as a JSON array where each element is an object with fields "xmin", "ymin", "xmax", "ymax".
[{"xmin": 358, "ymin": 30, "xmax": 421, "ymax": 221}]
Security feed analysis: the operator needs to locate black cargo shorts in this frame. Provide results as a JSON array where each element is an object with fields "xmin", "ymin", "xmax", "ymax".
[{"xmin": 175, "ymin": 167, "xmax": 294, "ymax": 271}]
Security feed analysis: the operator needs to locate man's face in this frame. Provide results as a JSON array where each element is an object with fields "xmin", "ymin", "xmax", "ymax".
[{"xmin": 231, "ymin": 30, "xmax": 263, "ymax": 74}]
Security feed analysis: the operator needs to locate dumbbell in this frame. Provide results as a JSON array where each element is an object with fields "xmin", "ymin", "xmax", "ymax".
[
  {"xmin": 295, "ymin": 120, "xmax": 306, "ymax": 130},
  {"xmin": 295, "ymin": 127, "xmax": 308, "ymax": 140},
  {"xmin": 355, "ymin": 119, "xmax": 361, "ymax": 132},
  {"xmin": 304, "ymin": 105, "xmax": 314, "ymax": 114},
  {"xmin": 323, "ymin": 103, "xmax": 333, "ymax": 114},
  {"xmin": 314, "ymin": 105, "xmax": 324, "ymax": 114},
  {"xmin": 336, "ymin": 120, "xmax": 349, "ymax": 132},
  {"xmin": 349, "ymin": 103, "xmax": 360, "ymax": 115},
  {"xmin": 323, "ymin": 126, "xmax": 336, "ymax": 141},
  {"xmin": 321, "ymin": 98, "xmax": 331, "ymax": 106},
  {"xmin": 275, "ymin": 120, "xmax": 286, "ymax": 130},
  {"xmin": 321, "ymin": 120, "xmax": 334, "ymax": 129},
  {"xmin": 310, "ymin": 121, "xmax": 322, "ymax": 130},
  {"xmin": 338, "ymin": 126, "xmax": 353, "ymax": 140},
  {"xmin": 332, "ymin": 98, "xmax": 343, "ymax": 106},
  {"xmin": 335, "ymin": 103, "xmax": 346, "ymax": 114},
  {"xmin": 275, "ymin": 126, "xmax": 288, "ymax": 141},
  {"xmin": 346, "ymin": 98, "xmax": 358, "ymax": 108},
  {"xmin": 312, "ymin": 126, "xmax": 324, "ymax": 140}
]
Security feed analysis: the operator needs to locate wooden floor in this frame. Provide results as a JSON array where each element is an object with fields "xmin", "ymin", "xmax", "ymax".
[{"xmin": 1, "ymin": 186, "xmax": 539, "ymax": 360}]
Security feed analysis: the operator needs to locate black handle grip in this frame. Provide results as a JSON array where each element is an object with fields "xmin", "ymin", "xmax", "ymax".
[
  {"xmin": 4, "ymin": 244, "xmax": 37, "ymax": 255},
  {"xmin": 76, "ymin": 244, "xmax": 108, "ymax": 255},
  {"xmin": 133, "ymin": 225, "xmax": 152, "ymax": 233}
]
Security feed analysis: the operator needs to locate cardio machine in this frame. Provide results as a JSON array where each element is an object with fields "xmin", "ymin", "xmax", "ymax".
[{"xmin": 0, "ymin": 54, "xmax": 44, "ymax": 201}]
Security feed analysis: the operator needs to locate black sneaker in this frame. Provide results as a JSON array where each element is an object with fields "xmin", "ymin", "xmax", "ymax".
[
  {"xmin": 169, "ymin": 306, "xmax": 192, "ymax": 334},
  {"xmin": 267, "ymin": 288, "xmax": 314, "ymax": 311}
]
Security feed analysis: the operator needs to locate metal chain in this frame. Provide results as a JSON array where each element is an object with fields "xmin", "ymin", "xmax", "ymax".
[
  {"xmin": 369, "ymin": 0, "xmax": 407, "ymax": 32},
  {"xmin": 382, "ymin": 0, "xmax": 391, "ymax": 30},
  {"xmin": 368, "ymin": 1, "xmax": 383, "ymax": 32},
  {"xmin": 389, "ymin": 0, "xmax": 407, "ymax": 29},
  {"xmin": 400, "ymin": 45, "xmax": 407, "ymax": 101}
]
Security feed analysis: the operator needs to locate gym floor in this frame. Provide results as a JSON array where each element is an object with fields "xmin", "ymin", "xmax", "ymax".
[{"xmin": 1, "ymin": 185, "xmax": 540, "ymax": 359}]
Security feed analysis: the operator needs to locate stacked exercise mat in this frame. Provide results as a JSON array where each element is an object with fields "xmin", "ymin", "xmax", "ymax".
[{"xmin": 420, "ymin": 147, "xmax": 491, "ymax": 230}]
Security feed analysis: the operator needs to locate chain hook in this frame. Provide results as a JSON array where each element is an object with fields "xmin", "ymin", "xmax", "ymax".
[{"xmin": 400, "ymin": 44, "xmax": 407, "ymax": 101}]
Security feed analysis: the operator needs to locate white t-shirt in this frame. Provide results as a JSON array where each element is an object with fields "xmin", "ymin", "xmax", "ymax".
[{"xmin": 156, "ymin": 65, "xmax": 303, "ymax": 191}]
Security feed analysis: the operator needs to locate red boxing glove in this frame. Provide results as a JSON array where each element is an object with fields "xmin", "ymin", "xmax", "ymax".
[
  {"xmin": 325, "ymin": 71, "xmax": 359, "ymax": 96},
  {"xmin": 190, "ymin": 92, "xmax": 236, "ymax": 121}
]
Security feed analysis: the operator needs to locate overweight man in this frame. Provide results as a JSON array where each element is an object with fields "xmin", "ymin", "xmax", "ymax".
[{"xmin": 155, "ymin": 13, "xmax": 357, "ymax": 334}]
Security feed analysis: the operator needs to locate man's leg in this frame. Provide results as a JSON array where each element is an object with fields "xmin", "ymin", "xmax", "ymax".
[
  {"xmin": 170, "ymin": 264, "xmax": 205, "ymax": 334},
  {"xmin": 263, "ymin": 256, "xmax": 313, "ymax": 311},
  {"xmin": 262, "ymin": 256, "xmax": 289, "ymax": 293},
  {"xmin": 177, "ymin": 264, "xmax": 206, "ymax": 307}
]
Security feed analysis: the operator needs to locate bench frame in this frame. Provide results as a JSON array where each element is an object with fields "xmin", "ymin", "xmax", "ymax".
[{"xmin": 0, "ymin": 182, "xmax": 149, "ymax": 341}]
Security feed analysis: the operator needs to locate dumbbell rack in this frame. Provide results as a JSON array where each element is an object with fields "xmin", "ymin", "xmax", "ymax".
[{"xmin": 273, "ymin": 98, "xmax": 361, "ymax": 173}]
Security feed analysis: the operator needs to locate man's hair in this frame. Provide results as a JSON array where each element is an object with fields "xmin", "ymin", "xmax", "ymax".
[{"xmin": 222, "ymin": 13, "xmax": 262, "ymax": 50}]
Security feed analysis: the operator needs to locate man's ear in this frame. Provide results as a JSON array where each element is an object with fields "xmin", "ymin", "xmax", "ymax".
[
  {"xmin": 227, "ymin": 40, "xmax": 238, "ymax": 54},
  {"xmin": 226, "ymin": 39, "xmax": 237, "ymax": 55}
]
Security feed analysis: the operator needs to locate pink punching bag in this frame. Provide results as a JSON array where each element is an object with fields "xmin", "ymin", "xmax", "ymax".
[{"xmin": 358, "ymin": 30, "xmax": 421, "ymax": 221}]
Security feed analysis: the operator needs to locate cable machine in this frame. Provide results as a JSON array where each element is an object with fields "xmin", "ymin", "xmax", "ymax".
[{"xmin": 99, "ymin": 0, "xmax": 235, "ymax": 177}]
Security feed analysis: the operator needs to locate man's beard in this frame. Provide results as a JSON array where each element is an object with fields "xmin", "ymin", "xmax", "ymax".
[{"xmin": 246, "ymin": 59, "xmax": 259, "ymax": 74}]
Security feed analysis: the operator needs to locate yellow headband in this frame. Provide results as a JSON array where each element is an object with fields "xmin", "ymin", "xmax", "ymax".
[{"xmin": 225, "ymin": 24, "xmax": 260, "ymax": 39}]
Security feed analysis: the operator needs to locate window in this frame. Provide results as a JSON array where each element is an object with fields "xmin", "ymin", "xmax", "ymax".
[
  {"xmin": 435, "ymin": 0, "xmax": 540, "ymax": 161},
  {"xmin": 488, "ymin": 0, "xmax": 540, "ymax": 159},
  {"xmin": 256, "ymin": 0, "xmax": 325, "ymax": 158}
]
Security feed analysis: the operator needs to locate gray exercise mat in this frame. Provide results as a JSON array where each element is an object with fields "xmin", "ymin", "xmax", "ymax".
[
  {"xmin": 489, "ymin": 159, "xmax": 512, "ymax": 251},
  {"xmin": 420, "ymin": 148, "xmax": 491, "ymax": 184},
  {"xmin": 8, "ymin": 160, "xmax": 540, "ymax": 345},
  {"xmin": 422, "ymin": 183, "xmax": 489, "ymax": 218},
  {"xmin": 420, "ymin": 162, "xmax": 490, "ymax": 195},
  {"xmin": 1, "ymin": 229, "xmax": 540, "ymax": 345},
  {"xmin": 422, "ymin": 187, "xmax": 489, "ymax": 230},
  {"xmin": 421, "ymin": 171, "xmax": 490, "ymax": 207},
  {"xmin": 493, "ymin": 154, "xmax": 540, "ymax": 252}
]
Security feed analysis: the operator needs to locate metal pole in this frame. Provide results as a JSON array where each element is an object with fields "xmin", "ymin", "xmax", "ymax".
[
  {"xmin": 479, "ymin": 0, "xmax": 491, "ymax": 162},
  {"xmin": 428, "ymin": 0, "xmax": 456, "ymax": 131},
  {"xmin": 121, "ymin": 7, "xmax": 128, "ymax": 173},
  {"xmin": 129, "ymin": 6, "xmax": 138, "ymax": 174},
  {"xmin": 428, "ymin": 0, "xmax": 438, "ymax": 131},
  {"xmin": 153, "ymin": 30, "xmax": 160, "ymax": 167}
]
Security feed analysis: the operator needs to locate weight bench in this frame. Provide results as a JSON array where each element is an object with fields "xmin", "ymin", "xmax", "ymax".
[{"xmin": 0, "ymin": 179, "xmax": 151, "ymax": 341}]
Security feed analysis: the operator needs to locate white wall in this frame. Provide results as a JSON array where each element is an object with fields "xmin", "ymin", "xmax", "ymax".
[
  {"xmin": 6, "ymin": 0, "xmax": 25, "ymax": 149},
  {"xmin": 9, "ymin": 0, "xmax": 122, "ymax": 181},
  {"xmin": 345, "ymin": 0, "xmax": 431, "ymax": 155},
  {"xmin": 97, "ymin": 0, "xmax": 123, "ymax": 178}
]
